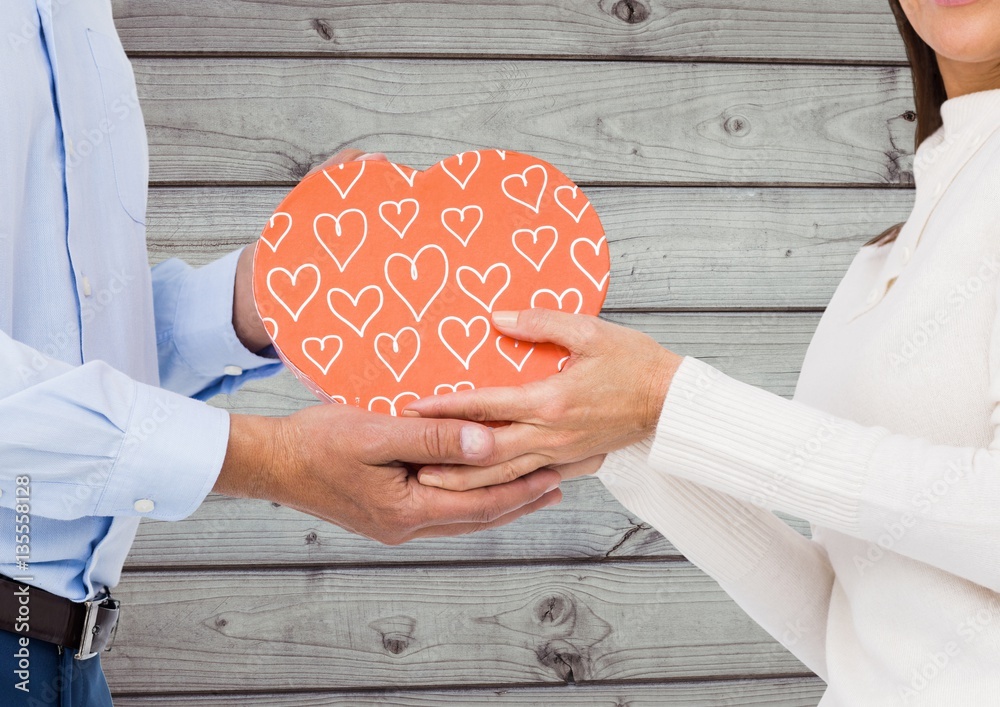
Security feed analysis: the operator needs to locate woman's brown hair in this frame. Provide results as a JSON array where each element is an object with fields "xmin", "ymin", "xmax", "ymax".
[{"xmin": 864, "ymin": 0, "xmax": 949, "ymax": 247}]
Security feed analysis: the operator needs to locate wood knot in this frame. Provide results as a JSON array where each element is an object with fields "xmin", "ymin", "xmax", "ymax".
[
  {"xmin": 611, "ymin": 0, "xmax": 650, "ymax": 24},
  {"xmin": 289, "ymin": 158, "xmax": 312, "ymax": 181},
  {"xmin": 535, "ymin": 640, "xmax": 583, "ymax": 682},
  {"xmin": 535, "ymin": 593, "xmax": 576, "ymax": 627},
  {"xmin": 902, "ymin": 110, "xmax": 917, "ymax": 122},
  {"xmin": 304, "ymin": 530, "xmax": 319, "ymax": 545},
  {"xmin": 311, "ymin": 19, "xmax": 334, "ymax": 41},
  {"xmin": 369, "ymin": 615, "xmax": 416, "ymax": 656},
  {"xmin": 214, "ymin": 617, "xmax": 228, "ymax": 629},
  {"xmin": 724, "ymin": 114, "xmax": 751, "ymax": 137}
]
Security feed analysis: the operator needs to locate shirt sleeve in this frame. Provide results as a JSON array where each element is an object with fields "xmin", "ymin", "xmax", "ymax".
[
  {"xmin": 0, "ymin": 329, "xmax": 230, "ymax": 522},
  {"xmin": 635, "ymin": 344, "xmax": 1000, "ymax": 593},
  {"xmin": 153, "ymin": 246, "xmax": 284, "ymax": 399},
  {"xmin": 597, "ymin": 440, "xmax": 834, "ymax": 679}
]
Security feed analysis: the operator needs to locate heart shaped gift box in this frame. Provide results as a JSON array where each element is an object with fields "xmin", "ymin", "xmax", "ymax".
[{"xmin": 252, "ymin": 149, "xmax": 610, "ymax": 415}]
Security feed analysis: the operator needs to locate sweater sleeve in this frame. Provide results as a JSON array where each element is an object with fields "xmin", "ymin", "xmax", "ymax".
[
  {"xmin": 636, "ymin": 350, "xmax": 1000, "ymax": 593},
  {"xmin": 597, "ymin": 439, "xmax": 834, "ymax": 679}
]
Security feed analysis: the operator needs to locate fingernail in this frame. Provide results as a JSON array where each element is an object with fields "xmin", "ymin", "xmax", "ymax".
[
  {"xmin": 492, "ymin": 311, "xmax": 517, "ymax": 328},
  {"xmin": 546, "ymin": 480, "xmax": 561, "ymax": 493},
  {"xmin": 420, "ymin": 472, "xmax": 443, "ymax": 488},
  {"xmin": 544, "ymin": 494, "xmax": 562, "ymax": 508},
  {"xmin": 460, "ymin": 426, "xmax": 487, "ymax": 455},
  {"xmin": 401, "ymin": 409, "xmax": 421, "ymax": 418},
  {"xmin": 358, "ymin": 152, "xmax": 387, "ymax": 160}
]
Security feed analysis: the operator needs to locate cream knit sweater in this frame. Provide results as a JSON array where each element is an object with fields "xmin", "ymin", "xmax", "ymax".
[{"xmin": 597, "ymin": 87, "xmax": 1000, "ymax": 706}]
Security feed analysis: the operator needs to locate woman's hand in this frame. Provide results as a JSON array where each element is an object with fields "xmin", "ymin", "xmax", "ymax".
[{"xmin": 404, "ymin": 309, "xmax": 683, "ymax": 490}]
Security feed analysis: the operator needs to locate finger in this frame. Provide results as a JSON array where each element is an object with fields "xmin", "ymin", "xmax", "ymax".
[
  {"xmin": 407, "ymin": 488, "xmax": 562, "ymax": 540},
  {"xmin": 551, "ymin": 455, "xmax": 605, "ymax": 480},
  {"xmin": 491, "ymin": 308, "xmax": 608, "ymax": 354},
  {"xmin": 417, "ymin": 452, "xmax": 552, "ymax": 491},
  {"xmin": 412, "ymin": 468, "xmax": 561, "ymax": 526},
  {"xmin": 372, "ymin": 417, "xmax": 499, "ymax": 466},
  {"xmin": 403, "ymin": 384, "xmax": 536, "ymax": 423}
]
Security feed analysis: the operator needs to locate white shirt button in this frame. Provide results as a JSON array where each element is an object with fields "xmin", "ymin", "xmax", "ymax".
[
  {"xmin": 223, "ymin": 365, "xmax": 243, "ymax": 376},
  {"xmin": 901, "ymin": 246, "xmax": 912, "ymax": 264},
  {"xmin": 866, "ymin": 288, "xmax": 880, "ymax": 305},
  {"xmin": 932, "ymin": 183, "xmax": 943, "ymax": 198},
  {"xmin": 134, "ymin": 499, "xmax": 155, "ymax": 513},
  {"xmin": 81, "ymin": 275, "xmax": 92, "ymax": 297}
]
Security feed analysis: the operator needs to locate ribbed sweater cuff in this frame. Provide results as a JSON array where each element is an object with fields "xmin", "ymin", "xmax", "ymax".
[
  {"xmin": 648, "ymin": 355, "xmax": 891, "ymax": 537},
  {"xmin": 599, "ymin": 440, "xmax": 781, "ymax": 584}
]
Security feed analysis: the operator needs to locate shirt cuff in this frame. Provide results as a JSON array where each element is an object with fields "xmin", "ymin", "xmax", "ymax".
[
  {"xmin": 172, "ymin": 247, "xmax": 280, "ymax": 380},
  {"xmin": 95, "ymin": 381, "xmax": 231, "ymax": 521},
  {"xmin": 646, "ymin": 355, "xmax": 890, "ymax": 538}
]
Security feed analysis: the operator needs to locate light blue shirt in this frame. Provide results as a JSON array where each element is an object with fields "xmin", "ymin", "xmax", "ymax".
[{"xmin": 0, "ymin": 0, "xmax": 283, "ymax": 601}]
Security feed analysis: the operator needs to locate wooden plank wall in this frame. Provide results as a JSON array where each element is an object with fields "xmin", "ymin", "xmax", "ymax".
[{"xmin": 107, "ymin": 1, "xmax": 914, "ymax": 703}]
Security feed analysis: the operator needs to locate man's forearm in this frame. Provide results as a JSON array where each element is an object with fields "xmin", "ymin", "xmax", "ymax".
[{"xmin": 215, "ymin": 414, "xmax": 285, "ymax": 501}]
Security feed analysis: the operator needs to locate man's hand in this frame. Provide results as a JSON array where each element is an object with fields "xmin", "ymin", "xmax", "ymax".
[
  {"xmin": 215, "ymin": 404, "xmax": 562, "ymax": 545},
  {"xmin": 231, "ymin": 149, "xmax": 388, "ymax": 352}
]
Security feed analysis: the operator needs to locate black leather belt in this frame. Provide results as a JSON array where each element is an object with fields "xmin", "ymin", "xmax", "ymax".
[{"xmin": 0, "ymin": 575, "xmax": 119, "ymax": 660}]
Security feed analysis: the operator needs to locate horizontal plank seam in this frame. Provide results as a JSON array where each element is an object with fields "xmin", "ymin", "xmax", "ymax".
[
  {"xmin": 125, "ymin": 51, "xmax": 908, "ymax": 68},
  {"xmin": 120, "ymin": 554, "xmax": 696, "ymax": 575},
  {"xmin": 108, "ymin": 672, "xmax": 820, "ymax": 699},
  {"xmin": 149, "ymin": 183, "xmax": 914, "ymax": 190}
]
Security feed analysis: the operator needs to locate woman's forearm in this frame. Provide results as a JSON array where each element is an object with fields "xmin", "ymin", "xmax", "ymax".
[
  {"xmin": 647, "ymin": 355, "xmax": 1000, "ymax": 593},
  {"xmin": 598, "ymin": 439, "xmax": 834, "ymax": 679}
]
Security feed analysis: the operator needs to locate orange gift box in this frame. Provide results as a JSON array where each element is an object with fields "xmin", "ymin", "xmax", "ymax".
[{"xmin": 252, "ymin": 149, "xmax": 609, "ymax": 414}]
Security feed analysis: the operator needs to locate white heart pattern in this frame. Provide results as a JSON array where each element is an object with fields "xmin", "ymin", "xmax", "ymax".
[
  {"xmin": 438, "ymin": 315, "xmax": 490, "ymax": 370},
  {"xmin": 302, "ymin": 335, "xmax": 343, "ymax": 375}
]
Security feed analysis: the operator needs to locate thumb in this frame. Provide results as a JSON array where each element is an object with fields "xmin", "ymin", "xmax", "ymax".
[
  {"xmin": 491, "ymin": 308, "xmax": 601, "ymax": 354},
  {"xmin": 379, "ymin": 418, "xmax": 498, "ymax": 466}
]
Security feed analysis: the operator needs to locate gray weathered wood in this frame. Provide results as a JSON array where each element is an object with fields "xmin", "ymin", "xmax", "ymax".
[
  {"xmin": 147, "ymin": 186, "xmax": 913, "ymax": 310},
  {"xmin": 113, "ymin": 677, "xmax": 826, "ymax": 705},
  {"xmin": 104, "ymin": 563, "xmax": 812, "ymax": 693},
  {"xmin": 113, "ymin": 0, "xmax": 902, "ymax": 65},
  {"xmin": 135, "ymin": 59, "xmax": 916, "ymax": 186},
  {"xmin": 128, "ymin": 477, "xmax": 810, "ymax": 569}
]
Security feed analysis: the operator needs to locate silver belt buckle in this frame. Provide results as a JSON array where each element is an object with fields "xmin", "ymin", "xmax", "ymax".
[
  {"xmin": 74, "ymin": 599, "xmax": 102, "ymax": 660},
  {"xmin": 74, "ymin": 596, "xmax": 119, "ymax": 660}
]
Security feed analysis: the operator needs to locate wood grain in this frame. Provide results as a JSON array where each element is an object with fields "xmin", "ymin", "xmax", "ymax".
[
  {"xmin": 112, "ymin": 0, "xmax": 901, "ymax": 65},
  {"xmin": 134, "ymin": 59, "xmax": 916, "ymax": 186},
  {"xmin": 104, "ymin": 563, "xmax": 812, "ymax": 693},
  {"xmin": 147, "ymin": 186, "xmax": 914, "ymax": 310},
  {"xmin": 128, "ymin": 477, "xmax": 810, "ymax": 570},
  {"xmin": 113, "ymin": 677, "xmax": 826, "ymax": 705}
]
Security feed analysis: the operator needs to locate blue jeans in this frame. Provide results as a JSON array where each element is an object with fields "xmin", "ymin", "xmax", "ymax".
[{"xmin": 0, "ymin": 630, "xmax": 112, "ymax": 706}]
